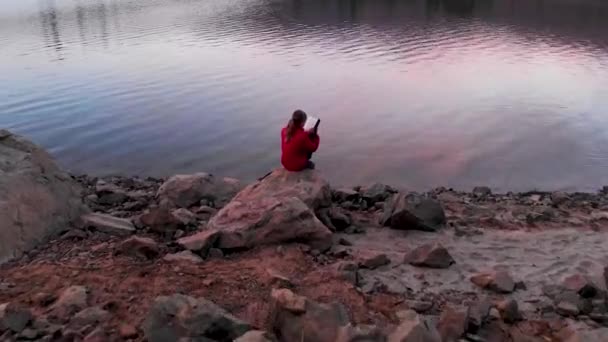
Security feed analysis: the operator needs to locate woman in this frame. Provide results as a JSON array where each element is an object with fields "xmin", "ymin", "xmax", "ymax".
[{"xmin": 281, "ymin": 109, "xmax": 320, "ymax": 171}]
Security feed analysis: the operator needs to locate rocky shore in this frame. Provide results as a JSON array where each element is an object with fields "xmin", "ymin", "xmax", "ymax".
[{"xmin": 2, "ymin": 129, "xmax": 608, "ymax": 341}]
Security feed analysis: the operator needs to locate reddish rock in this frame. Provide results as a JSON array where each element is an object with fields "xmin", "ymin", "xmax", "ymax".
[
  {"xmin": 404, "ymin": 243, "xmax": 454, "ymax": 269},
  {"xmin": 470, "ymin": 271, "xmax": 516, "ymax": 293},
  {"xmin": 176, "ymin": 229, "xmax": 220, "ymax": 257},
  {"xmin": 271, "ymin": 288, "xmax": 306, "ymax": 314},
  {"xmin": 388, "ymin": 310, "xmax": 441, "ymax": 342},
  {"xmin": 360, "ymin": 253, "xmax": 390, "ymax": 270},
  {"xmin": 381, "ymin": 193, "xmax": 446, "ymax": 232},
  {"xmin": 438, "ymin": 306, "xmax": 469, "ymax": 342},
  {"xmin": 140, "ymin": 207, "xmax": 182, "ymax": 232},
  {"xmin": 119, "ymin": 324, "xmax": 138, "ymax": 339},
  {"xmin": 495, "ymin": 299, "xmax": 521, "ymax": 324},
  {"xmin": 156, "ymin": 173, "xmax": 242, "ymax": 208}
]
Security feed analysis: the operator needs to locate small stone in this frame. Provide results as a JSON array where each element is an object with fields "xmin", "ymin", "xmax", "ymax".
[
  {"xmin": 0, "ymin": 303, "xmax": 32, "ymax": 333},
  {"xmin": 271, "ymin": 288, "xmax": 306, "ymax": 314},
  {"xmin": 338, "ymin": 238, "xmax": 353, "ymax": 246},
  {"xmin": 556, "ymin": 301, "xmax": 580, "ymax": 317},
  {"xmin": 80, "ymin": 213, "xmax": 135, "ymax": 236},
  {"xmin": 404, "ymin": 243, "xmax": 455, "ymax": 269},
  {"xmin": 563, "ymin": 274, "xmax": 598, "ymax": 298},
  {"xmin": 551, "ymin": 191, "xmax": 569, "ymax": 206},
  {"xmin": 171, "ymin": 208, "xmax": 197, "ymax": 226},
  {"xmin": 115, "ymin": 236, "xmax": 159, "ymax": 260},
  {"xmin": 174, "ymin": 229, "xmax": 185, "ymax": 239},
  {"xmin": 408, "ymin": 300, "xmax": 433, "ymax": 313},
  {"xmin": 62, "ymin": 229, "xmax": 88, "ymax": 240},
  {"xmin": 32, "ymin": 292, "xmax": 56, "ymax": 307},
  {"xmin": 470, "ymin": 271, "xmax": 515, "ymax": 293},
  {"xmin": 438, "ymin": 306, "xmax": 469, "ymax": 342},
  {"xmin": 267, "ymin": 268, "xmax": 293, "ymax": 287},
  {"xmin": 495, "ymin": 299, "xmax": 520, "ymax": 323},
  {"xmin": 119, "ymin": 324, "xmax": 138, "ymax": 339},
  {"xmin": 329, "ymin": 246, "xmax": 350, "ymax": 258},
  {"xmin": 72, "ymin": 307, "xmax": 110, "ymax": 327},
  {"xmin": 163, "ymin": 251, "xmax": 203, "ymax": 263},
  {"xmin": 467, "ymin": 298, "xmax": 492, "ymax": 331},
  {"xmin": 207, "ymin": 248, "xmax": 224, "ymax": 259},
  {"xmin": 51, "ymin": 286, "xmax": 89, "ymax": 318},
  {"xmin": 177, "ymin": 229, "xmax": 220, "ymax": 257},
  {"xmin": 360, "ymin": 253, "xmax": 390, "ymax": 269},
  {"xmin": 234, "ymin": 330, "xmax": 274, "ymax": 342},
  {"xmin": 472, "ymin": 186, "xmax": 492, "ymax": 197},
  {"xmin": 328, "ymin": 207, "xmax": 352, "ymax": 231},
  {"xmin": 19, "ymin": 328, "xmax": 39, "ymax": 340}
]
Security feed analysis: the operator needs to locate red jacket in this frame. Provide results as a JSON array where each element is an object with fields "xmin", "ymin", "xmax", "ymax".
[{"xmin": 281, "ymin": 127, "xmax": 320, "ymax": 171}]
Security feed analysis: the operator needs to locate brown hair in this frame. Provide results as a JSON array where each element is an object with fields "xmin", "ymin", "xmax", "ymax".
[{"xmin": 285, "ymin": 109, "xmax": 307, "ymax": 142}]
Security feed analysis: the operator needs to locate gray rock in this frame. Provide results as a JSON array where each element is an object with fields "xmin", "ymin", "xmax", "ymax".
[
  {"xmin": 495, "ymin": 299, "xmax": 520, "ymax": 323},
  {"xmin": 562, "ymin": 274, "xmax": 598, "ymax": 298},
  {"xmin": 142, "ymin": 294, "xmax": 250, "ymax": 342},
  {"xmin": 467, "ymin": 298, "xmax": 491, "ymax": 331},
  {"xmin": 156, "ymin": 173, "xmax": 242, "ymax": 208},
  {"xmin": 337, "ymin": 262, "xmax": 360, "ymax": 286},
  {"xmin": 404, "ymin": 243, "xmax": 454, "ymax": 269},
  {"xmin": 407, "ymin": 301, "xmax": 434, "ymax": 314},
  {"xmin": 550, "ymin": 191, "xmax": 569, "ymax": 206},
  {"xmin": 272, "ymin": 294, "xmax": 349, "ymax": 342},
  {"xmin": 333, "ymin": 188, "xmax": 359, "ymax": 203},
  {"xmin": 140, "ymin": 207, "xmax": 184, "ymax": 233},
  {"xmin": 0, "ymin": 130, "xmax": 86, "ymax": 263},
  {"xmin": 170, "ymin": 208, "xmax": 197, "ymax": 226},
  {"xmin": 472, "ymin": 186, "xmax": 492, "ymax": 197},
  {"xmin": 0, "ymin": 303, "xmax": 32, "ymax": 333},
  {"xmin": 163, "ymin": 251, "xmax": 203, "ymax": 263},
  {"xmin": 361, "ymin": 183, "xmax": 394, "ymax": 204},
  {"xmin": 335, "ymin": 324, "xmax": 386, "ymax": 342},
  {"xmin": 234, "ymin": 330, "xmax": 275, "ymax": 342},
  {"xmin": 71, "ymin": 307, "xmax": 110, "ymax": 327},
  {"xmin": 115, "ymin": 236, "xmax": 159, "ymax": 260},
  {"xmin": 328, "ymin": 207, "xmax": 352, "ymax": 231},
  {"xmin": 381, "ymin": 193, "xmax": 446, "ymax": 232},
  {"xmin": 360, "ymin": 253, "xmax": 390, "ymax": 270},
  {"xmin": 388, "ymin": 310, "xmax": 441, "ymax": 342},
  {"xmin": 97, "ymin": 190, "xmax": 128, "ymax": 205},
  {"xmin": 80, "ymin": 213, "xmax": 135, "ymax": 237},
  {"xmin": 207, "ymin": 248, "xmax": 224, "ymax": 259}
]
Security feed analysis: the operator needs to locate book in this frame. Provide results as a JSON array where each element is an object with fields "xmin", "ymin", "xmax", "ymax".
[{"xmin": 303, "ymin": 116, "xmax": 321, "ymax": 132}]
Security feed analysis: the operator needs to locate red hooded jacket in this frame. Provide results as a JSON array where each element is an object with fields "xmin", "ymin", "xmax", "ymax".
[{"xmin": 281, "ymin": 126, "xmax": 320, "ymax": 171}]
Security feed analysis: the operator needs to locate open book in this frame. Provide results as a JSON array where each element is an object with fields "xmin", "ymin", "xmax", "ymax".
[{"xmin": 303, "ymin": 116, "xmax": 321, "ymax": 133}]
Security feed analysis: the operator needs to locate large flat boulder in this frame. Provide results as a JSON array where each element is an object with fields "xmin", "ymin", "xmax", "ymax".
[
  {"xmin": 156, "ymin": 173, "xmax": 242, "ymax": 208},
  {"xmin": 0, "ymin": 130, "xmax": 85, "ymax": 263},
  {"xmin": 207, "ymin": 169, "xmax": 333, "ymax": 251}
]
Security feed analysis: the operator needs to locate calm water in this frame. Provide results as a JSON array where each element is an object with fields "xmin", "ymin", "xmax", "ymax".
[{"xmin": 2, "ymin": 0, "xmax": 608, "ymax": 191}]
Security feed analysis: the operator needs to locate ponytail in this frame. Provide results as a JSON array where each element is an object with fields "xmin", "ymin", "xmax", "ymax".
[{"xmin": 285, "ymin": 110, "xmax": 307, "ymax": 142}]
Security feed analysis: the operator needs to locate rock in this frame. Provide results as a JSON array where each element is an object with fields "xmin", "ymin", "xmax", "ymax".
[
  {"xmin": 562, "ymin": 274, "xmax": 598, "ymax": 298},
  {"xmin": 267, "ymin": 268, "xmax": 294, "ymax": 287},
  {"xmin": 80, "ymin": 213, "xmax": 135, "ymax": 236},
  {"xmin": 71, "ymin": 307, "xmax": 110, "ymax": 327},
  {"xmin": 360, "ymin": 253, "xmax": 390, "ymax": 270},
  {"xmin": 156, "ymin": 173, "xmax": 242, "ymax": 208},
  {"xmin": 467, "ymin": 298, "xmax": 492, "ymax": 332},
  {"xmin": 551, "ymin": 191, "xmax": 569, "ymax": 206},
  {"xmin": 234, "ymin": 330, "xmax": 274, "ymax": 342},
  {"xmin": 328, "ymin": 207, "xmax": 352, "ymax": 231},
  {"xmin": 407, "ymin": 301, "xmax": 434, "ymax": 314},
  {"xmin": 380, "ymin": 193, "xmax": 446, "ymax": 232},
  {"xmin": 0, "ymin": 303, "xmax": 32, "ymax": 333},
  {"xmin": 556, "ymin": 301, "xmax": 580, "ymax": 317},
  {"xmin": 0, "ymin": 130, "xmax": 85, "ymax": 263},
  {"xmin": 337, "ymin": 262, "xmax": 360, "ymax": 286},
  {"xmin": 140, "ymin": 207, "xmax": 183, "ymax": 233},
  {"xmin": 335, "ymin": 324, "xmax": 386, "ymax": 342},
  {"xmin": 176, "ymin": 229, "xmax": 220, "ymax": 257},
  {"xmin": 495, "ymin": 299, "xmax": 520, "ymax": 324},
  {"xmin": 116, "ymin": 236, "xmax": 159, "ymax": 259},
  {"xmin": 470, "ymin": 271, "xmax": 516, "ymax": 293},
  {"xmin": 163, "ymin": 250, "xmax": 204, "ymax": 263},
  {"xmin": 142, "ymin": 294, "xmax": 250, "ymax": 342},
  {"xmin": 83, "ymin": 327, "xmax": 109, "ymax": 342},
  {"xmin": 119, "ymin": 324, "xmax": 139, "ymax": 339},
  {"xmin": 438, "ymin": 306, "xmax": 469, "ymax": 342},
  {"xmin": 18, "ymin": 328, "xmax": 39, "ymax": 340},
  {"xmin": 333, "ymin": 188, "xmax": 359, "ymax": 203},
  {"xmin": 208, "ymin": 196, "xmax": 332, "ymax": 251},
  {"xmin": 338, "ymin": 237, "xmax": 353, "ymax": 246},
  {"xmin": 170, "ymin": 208, "xmax": 197, "ymax": 226},
  {"xmin": 61, "ymin": 229, "xmax": 88, "ymax": 240},
  {"xmin": 97, "ymin": 190, "xmax": 128, "ymax": 205},
  {"xmin": 272, "ymin": 295, "xmax": 349, "ymax": 342},
  {"xmin": 32, "ymin": 292, "xmax": 57, "ymax": 307},
  {"xmin": 404, "ymin": 243, "xmax": 454, "ymax": 269},
  {"xmin": 361, "ymin": 183, "xmax": 394, "ymax": 204},
  {"xmin": 388, "ymin": 310, "xmax": 441, "ymax": 342},
  {"xmin": 208, "ymin": 248, "xmax": 224, "ymax": 259},
  {"xmin": 472, "ymin": 186, "xmax": 492, "ymax": 197},
  {"xmin": 51, "ymin": 286, "xmax": 89, "ymax": 319},
  {"xmin": 271, "ymin": 288, "xmax": 306, "ymax": 314}
]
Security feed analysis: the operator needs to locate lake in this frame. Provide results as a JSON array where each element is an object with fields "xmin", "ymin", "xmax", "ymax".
[{"xmin": 2, "ymin": 0, "xmax": 608, "ymax": 191}]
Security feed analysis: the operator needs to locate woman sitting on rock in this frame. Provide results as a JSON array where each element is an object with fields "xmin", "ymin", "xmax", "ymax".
[{"xmin": 281, "ymin": 109, "xmax": 320, "ymax": 171}]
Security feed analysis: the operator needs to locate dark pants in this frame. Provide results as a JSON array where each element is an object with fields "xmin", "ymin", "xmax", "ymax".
[{"xmin": 306, "ymin": 152, "xmax": 315, "ymax": 169}]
